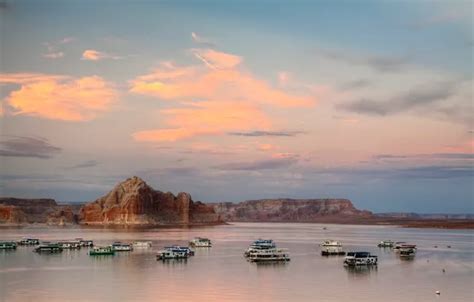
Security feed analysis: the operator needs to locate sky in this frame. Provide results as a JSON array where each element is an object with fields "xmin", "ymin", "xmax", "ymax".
[{"xmin": 0, "ymin": 0, "xmax": 472, "ymax": 213}]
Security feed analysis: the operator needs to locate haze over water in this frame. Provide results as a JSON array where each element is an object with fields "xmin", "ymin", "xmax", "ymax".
[{"xmin": 0, "ymin": 223, "xmax": 472, "ymax": 302}]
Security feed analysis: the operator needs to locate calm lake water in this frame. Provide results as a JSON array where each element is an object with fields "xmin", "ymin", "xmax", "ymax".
[{"xmin": 0, "ymin": 223, "xmax": 473, "ymax": 302}]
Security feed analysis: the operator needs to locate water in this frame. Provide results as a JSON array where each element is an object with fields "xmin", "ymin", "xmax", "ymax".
[{"xmin": 0, "ymin": 223, "xmax": 473, "ymax": 302}]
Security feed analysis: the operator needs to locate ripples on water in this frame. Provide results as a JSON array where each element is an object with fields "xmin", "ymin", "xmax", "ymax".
[{"xmin": 0, "ymin": 223, "xmax": 472, "ymax": 302}]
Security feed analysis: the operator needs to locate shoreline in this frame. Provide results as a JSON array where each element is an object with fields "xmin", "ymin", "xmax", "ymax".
[{"xmin": 1, "ymin": 219, "xmax": 472, "ymax": 230}]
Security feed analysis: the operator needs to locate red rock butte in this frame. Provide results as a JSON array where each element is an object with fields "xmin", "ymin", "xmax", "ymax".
[{"xmin": 79, "ymin": 176, "xmax": 222, "ymax": 226}]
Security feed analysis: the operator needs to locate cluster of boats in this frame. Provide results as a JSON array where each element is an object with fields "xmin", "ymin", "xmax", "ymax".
[{"xmin": 0, "ymin": 236, "xmax": 420, "ymax": 266}]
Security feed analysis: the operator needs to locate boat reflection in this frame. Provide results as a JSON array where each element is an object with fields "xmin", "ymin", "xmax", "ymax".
[{"xmin": 344, "ymin": 265, "xmax": 377, "ymax": 277}]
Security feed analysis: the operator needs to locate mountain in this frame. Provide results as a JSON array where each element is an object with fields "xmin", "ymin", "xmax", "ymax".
[
  {"xmin": 212, "ymin": 198, "xmax": 373, "ymax": 222},
  {"xmin": 0, "ymin": 198, "xmax": 78, "ymax": 225},
  {"xmin": 79, "ymin": 176, "xmax": 222, "ymax": 226}
]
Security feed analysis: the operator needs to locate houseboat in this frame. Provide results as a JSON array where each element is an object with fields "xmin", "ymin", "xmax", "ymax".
[
  {"xmin": 377, "ymin": 240, "xmax": 394, "ymax": 248},
  {"xmin": 164, "ymin": 245, "xmax": 194, "ymax": 256},
  {"xmin": 321, "ymin": 245, "xmax": 345, "ymax": 256},
  {"xmin": 75, "ymin": 238, "xmax": 94, "ymax": 247},
  {"xmin": 394, "ymin": 242, "xmax": 407, "ymax": 250},
  {"xmin": 247, "ymin": 248, "xmax": 290, "ymax": 263},
  {"xmin": 89, "ymin": 246, "xmax": 115, "ymax": 256},
  {"xmin": 244, "ymin": 239, "xmax": 276, "ymax": 257},
  {"xmin": 58, "ymin": 241, "xmax": 81, "ymax": 249},
  {"xmin": 343, "ymin": 252, "xmax": 378, "ymax": 266},
  {"xmin": 189, "ymin": 237, "xmax": 212, "ymax": 248},
  {"xmin": 132, "ymin": 241, "xmax": 152, "ymax": 248},
  {"xmin": 111, "ymin": 242, "xmax": 133, "ymax": 252},
  {"xmin": 18, "ymin": 238, "xmax": 40, "ymax": 245},
  {"xmin": 320, "ymin": 240, "xmax": 342, "ymax": 247},
  {"xmin": 0, "ymin": 241, "xmax": 17, "ymax": 250},
  {"xmin": 399, "ymin": 245, "xmax": 417, "ymax": 258},
  {"xmin": 157, "ymin": 248, "xmax": 189, "ymax": 260},
  {"xmin": 34, "ymin": 243, "xmax": 63, "ymax": 253}
]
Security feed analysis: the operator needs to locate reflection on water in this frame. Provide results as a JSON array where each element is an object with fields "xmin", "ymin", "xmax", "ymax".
[{"xmin": 0, "ymin": 223, "xmax": 472, "ymax": 302}]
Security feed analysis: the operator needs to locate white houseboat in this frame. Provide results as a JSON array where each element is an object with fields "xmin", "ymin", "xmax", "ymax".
[
  {"xmin": 244, "ymin": 239, "xmax": 276, "ymax": 257},
  {"xmin": 18, "ymin": 238, "xmax": 40, "ymax": 246},
  {"xmin": 111, "ymin": 242, "xmax": 133, "ymax": 252},
  {"xmin": 320, "ymin": 240, "xmax": 342, "ymax": 247},
  {"xmin": 343, "ymin": 252, "xmax": 378, "ymax": 266},
  {"xmin": 58, "ymin": 240, "xmax": 81, "ymax": 249},
  {"xmin": 247, "ymin": 248, "xmax": 290, "ymax": 262},
  {"xmin": 133, "ymin": 241, "xmax": 152, "ymax": 248},
  {"xmin": 377, "ymin": 240, "xmax": 394, "ymax": 248},
  {"xmin": 157, "ymin": 247, "xmax": 189, "ymax": 260},
  {"xmin": 189, "ymin": 237, "xmax": 212, "ymax": 248},
  {"xmin": 399, "ymin": 245, "xmax": 417, "ymax": 258}
]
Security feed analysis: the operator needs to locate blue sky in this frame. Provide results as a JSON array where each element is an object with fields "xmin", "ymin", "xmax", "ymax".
[{"xmin": 0, "ymin": 0, "xmax": 472, "ymax": 213}]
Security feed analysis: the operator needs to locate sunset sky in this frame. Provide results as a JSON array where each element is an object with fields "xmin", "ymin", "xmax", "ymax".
[{"xmin": 0, "ymin": 0, "xmax": 472, "ymax": 213}]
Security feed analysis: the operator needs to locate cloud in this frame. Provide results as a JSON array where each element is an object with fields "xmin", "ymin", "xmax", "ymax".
[
  {"xmin": 0, "ymin": 136, "xmax": 61, "ymax": 159},
  {"xmin": 228, "ymin": 130, "xmax": 304, "ymax": 137},
  {"xmin": 213, "ymin": 157, "xmax": 298, "ymax": 171},
  {"xmin": 129, "ymin": 50, "xmax": 315, "ymax": 108},
  {"xmin": 133, "ymin": 101, "xmax": 271, "ymax": 142},
  {"xmin": 339, "ymin": 81, "xmax": 458, "ymax": 116},
  {"xmin": 130, "ymin": 47, "xmax": 317, "ymax": 142},
  {"xmin": 373, "ymin": 153, "xmax": 474, "ymax": 161},
  {"xmin": 191, "ymin": 32, "xmax": 215, "ymax": 47},
  {"xmin": 0, "ymin": 73, "xmax": 117, "ymax": 121},
  {"xmin": 316, "ymin": 49, "xmax": 411, "ymax": 73},
  {"xmin": 338, "ymin": 79, "xmax": 371, "ymax": 91},
  {"xmin": 66, "ymin": 160, "xmax": 99, "ymax": 169},
  {"xmin": 42, "ymin": 37, "xmax": 74, "ymax": 59},
  {"xmin": 81, "ymin": 49, "xmax": 122, "ymax": 61}
]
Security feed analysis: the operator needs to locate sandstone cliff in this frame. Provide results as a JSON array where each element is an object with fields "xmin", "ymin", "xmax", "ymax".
[
  {"xmin": 79, "ymin": 176, "xmax": 222, "ymax": 225},
  {"xmin": 212, "ymin": 199, "xmax": 373, "ymax": 222},
  {"xmin": 0, "ymin": 198, "xmax": 78, "ymax": 225}
]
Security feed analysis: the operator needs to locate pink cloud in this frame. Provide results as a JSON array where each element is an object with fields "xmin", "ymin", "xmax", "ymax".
[
  {"xmin": 0, "ymin": 73, "xmax": 118, "ymax": 121},
  {"xmin": 82, "ymin": 49, "xmax": 121, "ymax": 61}
]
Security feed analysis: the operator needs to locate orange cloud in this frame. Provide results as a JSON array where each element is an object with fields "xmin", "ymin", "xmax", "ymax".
[
  {"xmin": 130, "ymin": 48, "xmax": 316, "ymax": 141},
  {"xmin": 82, "ymin": 49, "xmax": 121, "ymax": 61},
  {"xmin": 133, "ymin": 101, "xmax": 271, "ymax": 142},
  {"xmin": 130, "ymin": 51, "xmax": 314, "ymax": 108},
  {"xmin": 0, "ymin": 73, "xmax": 117, "ymax": 121}
]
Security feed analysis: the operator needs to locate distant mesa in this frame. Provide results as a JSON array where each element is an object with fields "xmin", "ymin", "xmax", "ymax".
[
  {"xmin": 212, "ymin": 199, "xmax": 373, "ymax": 223},
  {"xmin": 79, "ymin": 176, "xmax": 222, "ymax": 226}
]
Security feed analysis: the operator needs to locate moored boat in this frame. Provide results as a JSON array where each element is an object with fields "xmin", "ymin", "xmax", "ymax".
[
  {"xmin": 321, "ymin": 245, "xmax": 345, "ymax": 256},
  {"xmin": 394, "ymin": 242, "xmax": 407, "ymax": 250},
  {"xmin": 164, "ymin": 245, "xmax": 194, "ymax": 256},
  {"xmin": 34, "ymin": 243, "xmax": 63, "ymax": 253},
  {"xmin": 399, "ymin": 245, "xmax": 417, "ymax": 258},
  {"xmin": 0, "ymin": 241, "xmax": 17, "ymax": 250},
  {"xmin": 18, "ymin": 238, "xmax": 40, "ymax": 246},
  {"xmin": 343, "ymin": 252, "xmax": 378, "ymax": 266},
  {"xmin": 157, "ymin": 248, "xmax": 189, "ymax": 260},
  {"xmin": 377, "ymin": 240, "xmax": 394, "ymax": 248},
  {"xmin": 58, "ymin": 240, "xmax": 81, "ymax": 249},
  {"xmin": 133, "ymin": 241, "xmax": 152, "ymax": 248},
  {"xmin": 89, "ymin": 246, "xmax": 115, "ymax": 256},
  {"xmin": 244, "ymin": 239, "xmax": 276, "ymax": 257},
  {"xmin": 320, "ymin": 240, "xmax": 342, "ymax": 247},
  {"xmin": 76, "ymin": 238, "xmax": 94, "ymax": 247},
  {"xmin": 247, "ymin": 248, "xmax": 290, "ymax": 262},
  {"xmin": 189, "ymin": 237, "xmax": 212, "ymax": 248},
  {"xmin": 111, "ymin": 242, "xmax": 133, "ymax": 252}
]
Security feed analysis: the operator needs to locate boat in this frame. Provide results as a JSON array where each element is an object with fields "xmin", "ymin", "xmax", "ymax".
[
  {"xmin": 75, "ymin": 238, "xmax": 94, "ymax": 247},
  {"xmin": 320, "ymin": 240, "xmax": 342, "ymax": 247},
  {"xmin": 164, "ymin": 245, "xmax": 194, "ymax": 256},
  {"xmin": 399, "ymin": 245, "xmax": 417, "ymax": 258},
  {"xmin": 18, "ymin": 238, "xmax": 40, "ymax": 245},
  {"xmin": 377, "ymin": 240, "xmax": 394, "ymax": 248},
  {"xmin": 58, "ymin": 241, "xmax": 81, "ymax": 249},
  {"xmin": 157, "ymin": 248, "xmax": 189, "ymax": 260},
  {"xmin": 343, "ymin": 252, "xmax": 378, "ymax": 266},
  {"xmin": 189, "ymin": 237, "xmax": 212, "ymax": 248},
  {"xmin": 244, "ymin": 239, "xmax": 276, "ymax": 257},
  {"xmin": 394, "ymin": 242, "xmax": 407, "ymax": 250},
  {"xmin": 133, "ymin": 241, "xmax": 152, "ymax": 248},
  {"xmin": 321, "ymin": 245, "xmax": 345, "ymax": 256},
  {"xmin": 0, "ymin": 241, "xmax": 17, "ymax": 250},
  {"xmin": 247, "ymin": 248, "xmax": 290, "ymax": 262},
  {"xmin": 111, "ymin": 242, "xmax": 133, "ymax": 252},
  {"xmin": 34, "ymin": 243, "xmax": 63, "ymax": 253},
  {"xmin": 89, "ymin": 246, "xmax": 115, "ymax": 256}
]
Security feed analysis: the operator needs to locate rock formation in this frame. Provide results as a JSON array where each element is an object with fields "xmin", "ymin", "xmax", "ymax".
[
  {"xmin": 79, "ymin": 176, "xmax": 222, "ymax": 225},
  {"xmin": 212, "ymin": 198, "xmax": 373, "ymax": 222},
  {"xmin": 0, "ymin": 198, "xmax": 78, "ymax": 225}
]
